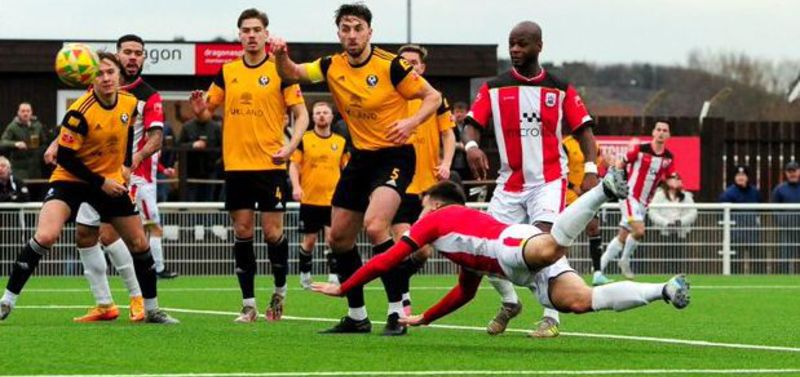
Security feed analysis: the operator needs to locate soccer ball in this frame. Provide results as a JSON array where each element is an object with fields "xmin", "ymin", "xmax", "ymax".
[{"xmin": 55, "ymin": 43, "xmax": 100, "ymax": 87}]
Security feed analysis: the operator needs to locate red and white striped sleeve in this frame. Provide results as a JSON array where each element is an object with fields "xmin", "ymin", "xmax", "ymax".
[
  {"xmin": 142, "ymin": 92, "xmax": 165, "ymax": 130},
  {"xmin": 563, "ymin": 85, "xmax": 592, "ymax": 131},
  {"xmin": 465, "ymin": 82, "xmax": 491, "ymax": 128}
]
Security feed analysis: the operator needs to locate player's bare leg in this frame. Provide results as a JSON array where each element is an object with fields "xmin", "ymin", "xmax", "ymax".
[
  {"xmin": 543, "ymin": 270, "xmax": 689, "ymax": 323},
  {"xmin": 2, "ymin": 200, "xmax": 71, "ymax": 321},
  {"xmin": 263, "ymin": 211, "xmax": 287, "ymax": 321},
  {"xmin": 363, "ymin": 186, "xmax": 407, "ymax": 336}
]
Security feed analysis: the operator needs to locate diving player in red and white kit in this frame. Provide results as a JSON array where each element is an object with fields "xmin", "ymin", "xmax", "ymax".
[
  {"xmin": 312, "ymin": 172, "xmax": 690, "ymax": 331},
  {"xmin": 597, "ymin": 121, "xmax": 675, "ymax": 281}
]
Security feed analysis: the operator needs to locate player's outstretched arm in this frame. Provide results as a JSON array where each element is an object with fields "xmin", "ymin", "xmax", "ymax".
[
  {"xmin": 388, "ymin": 83, "xmax": 441, "ymax": 145},
  {"xmin": 273, "ymin": 103, "xmax": 310, "ymax": 164},
  {"xmin": 410, "ymin": 269, "xmax": 483, "ymax": 325},
  {"xmin": 575, "ymin": 126, "xmax": 599, "ymax": 192},
  {"xmin": 311, "ymin": 238, "xmax": 418, "ymax": 297},
  {"xmin": 270, "ymin": 37, "xmax": 314, "ymax": 84}
]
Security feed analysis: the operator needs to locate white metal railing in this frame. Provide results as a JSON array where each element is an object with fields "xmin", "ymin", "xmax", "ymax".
[{"xmin": 1, "ymin": 202, "xmax": 799, "ymax": 276}]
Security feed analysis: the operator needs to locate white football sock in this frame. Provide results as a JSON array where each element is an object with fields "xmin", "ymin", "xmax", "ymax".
[
  {"xmin": 551, "ymin": 185, "xmax": 608, "ymax": 247},
  {"xmin": 144, "ymin": 298, "xmax": 159, "ymax": 312},
  {"xmin": 543, "ymin": 308, "xmax": 560, "ymax": 324},
  {"xmin": 150, "ymin": 236, "xmax": 165, "ymax": 273},
  {"xmin": 601, "ymin": 237, "xmax": 624, "ymax": 271},
  {"xmin": 104, "ymin": 239, "xmax": 142, "ymax": 297},
  {"xmin": 402, "ymin": 292, "xmax": 411, "ymax": 303},
  {"xmin": 489, "ymin": 276, "xmax": 519, "ymax": 304},
  {"xmin": 591, "ymin": 281, "xmax": 664, "ymax": 311},
  {"xmin": 2, "ymin": 289, "xmax": 18, "ymax": 306},
  {"xmin": 387, "ymin": 301, "xmax": 405, "ymax": 317},
  {"xmin": 78, "ymin": 244, "xmax": 113, "ymax": 305},
  {"xmin": 348, "ymin": 306, "xmax": 368, "ymax": 321},
  {"xmin": 621, "ymin": 234, "xmax": 640, "ymax": 262},
  {"xmin": 275, "ymin": 285, "xmax": 287, "ymax": 297},
  {"xmin": 242, "ymin": 297, "xmax": 256, "ymax": 308}
]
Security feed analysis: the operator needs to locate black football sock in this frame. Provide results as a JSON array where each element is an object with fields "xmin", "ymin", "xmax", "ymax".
[
  {"xmin": 233, "ymin": 237, "xmax": 256, "ymax": 299},
  {"xmin": 267, "ymin": 235, "xmax": 289, "ymax": 288},
  {"xmin": 131, "ymin": 249, "xmax": 158, "ymax": 299},
  {"xmin": 298, "ymin": 246, "xmax": 313, "ymax": 274},
  {"xmin": 335, "ymin": 247, "xmax": 364, "ymax": 309},
  {"xmin": 373, "ymin": 239, "xmax": 404, "ymax": 304},
  {"xmin": 6, "ymin": 239, "xmax": 48, "ymax": 295},
  {"xmin": 589, "ymin": 236, "xmax": 603, "ymax": 272}
]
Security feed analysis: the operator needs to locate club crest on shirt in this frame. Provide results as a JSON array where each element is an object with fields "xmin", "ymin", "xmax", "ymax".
[
  {"xmin": 545, "ymin": 92, "xmax": 557, "ymax": 108},
  {"xmin": 258, "ymin": 75, "xmax": 270, "ymax": 87},
  {"xmin": 366, "ymin": 74, "xmax": 379, "ymax": 87},
  {"xmin": 331, "ymin": 143, "xmax": 338, "ymax": 151},
  {"xmin": 121, "ymin": 113, "xmax": 129, "ymax": 124}
]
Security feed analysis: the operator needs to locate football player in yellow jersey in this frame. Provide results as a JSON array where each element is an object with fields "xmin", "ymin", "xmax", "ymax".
[
  {"xmin": 271, "ymin": 3, "xmax": 441, "ymax": 335},
  {"xmin": 0, "ymin": 53, "xmax": 177, "ymax": 323},
  {"xmin": 190, "ymin": 8, "xmax": 309, "ymax": 323},
  {"xmin": 290, "ymin": 101, "xmax": 349, "ymax": 289},
  {"xmin": 390, "ymin": 44, "xmax": 456, "ymax": 319}
]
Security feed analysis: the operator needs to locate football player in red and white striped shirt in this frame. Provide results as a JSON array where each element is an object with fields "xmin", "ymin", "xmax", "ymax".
[
  {"xmin": 311, "ymin": 178, "xmax": 689, "ymax": 331},
  {"xmin": 598, "ymin": 121, "xmax": 675, "ymax": 281},
  {"xmin": 463, "ymin": 21, "xmax": 601, "ymax": 336}
]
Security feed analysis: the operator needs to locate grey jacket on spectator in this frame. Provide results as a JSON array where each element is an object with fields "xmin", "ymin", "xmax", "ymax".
[{"xmin": 1, "ymin": 116, "xmax": 48, "ymax": 180}]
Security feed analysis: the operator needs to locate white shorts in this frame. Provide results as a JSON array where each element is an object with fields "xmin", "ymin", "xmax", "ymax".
[
  {"xmin": 495, "ymin": 225, "xmax": 576, "ymax": 310},
  {"xmin": 75, "ymin": 183, "xmax": 160, "ymax": 227},
  {"xmin": 488, "ymin": 179, "xmax": 567, "ymax": 225},
  {"xmin": 131, "ymin": 183, "xmax": 160, "ymax": 225},
  {"xmin": 619, "ymin": 197, "xmax": 647, "ymax": 230}
]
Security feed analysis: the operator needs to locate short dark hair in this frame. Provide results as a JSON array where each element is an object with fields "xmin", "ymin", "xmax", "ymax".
[
  {"xmin": 238, "ymin": 8, "xmax": 269, "ymax": 28},
  {"xmin": 453, "ymin": 101, "xmax": 469, "ymax": 111},
  {"xmin": 654, "ymin": 119, "xmax": 671, "ymax": 128},
  {"xmin": 116, "ymin": 34, "xmax": 144, "ymax": 49},
  {"xmin": 97, "ymin": 51, "xmax": 124, "ymax": 72},
  {"xmin": 398, "ymin": 44, "xmax": 428, "ymax": 62},
  {"xmin": 422, "ymin": 181, "xmax": 466, "ymax": 205},
  {"xmin": 335, "ymin": 3, "xmax": 372, "ymax": 27}
]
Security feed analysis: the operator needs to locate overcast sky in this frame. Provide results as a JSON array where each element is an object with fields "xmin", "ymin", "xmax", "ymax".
[{"xmin": 1, "ymin": 0, "xmax": 798, "ymax": 65}]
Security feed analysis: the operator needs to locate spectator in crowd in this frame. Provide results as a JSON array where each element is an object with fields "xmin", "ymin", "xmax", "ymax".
[
  {"xmin": 1, "ymin": 102, "xmax": 49, "ymax": 181},
  {"xmin": 179, "ymin": 115, "xmax": 222, "ymax": 202},
  {"xmin": 0, "ymin": 157, "xmax": 29, "ymax": 203},
  {"xmin": 719, "ymin": 165, "xmax": 762, "ymax": 273},
  {"xmin": 772, "ymin": 160, "xmax": 800, "ymax": 274},
  {"xmin": 648, "ymin": 172, "xmax": 697, "ymax": 239},
  {"xmin": 449, "ymin": 101, "xmax": 471, "ymax": 184}
]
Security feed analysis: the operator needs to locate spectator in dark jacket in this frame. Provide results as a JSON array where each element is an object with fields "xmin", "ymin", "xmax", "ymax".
[
  {"xmin": 719, "ymin": 165, "xmax": 762, "ymax": 272},
  {"xmin": 179, "ymin": 117, "xmax": 221, "ymax": 201},
  {"xmin": 0, "ymin": 102, "xmax": 50, "ymax": 180},
  {"xmin": 771, "ymin": 160, "xmax": 800, "ymax": 273}
]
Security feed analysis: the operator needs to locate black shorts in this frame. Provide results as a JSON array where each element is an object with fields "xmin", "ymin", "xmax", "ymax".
[
  {"xmin": 224, "ymin": 170, "xmax": 289, "ymax": 212},
  {"xmin": 44, "ymin": 181, "xmax": 138, "ymax": 223},
  {"xmin": 299, "ymin": 204, "xmax": 331, "ymax": 234},
  {"xmin": 392, "ymin": 193, "xmax": 423, "ymax": 225},
  {"xmin": 332, "ymin": 145, "xmax": 415, "ymax": 213}
]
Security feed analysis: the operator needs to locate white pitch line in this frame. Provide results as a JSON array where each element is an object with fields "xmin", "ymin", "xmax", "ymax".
[
  {"xmin": 4, "ymin": 368, "xmax": 800, "ymax": 377},
  {"xmin": 20, "ymin": 284, "xmax": 800, "ymax": 293},
  {"xmin": 15, "ymin": 305, "xmax": 799, "ymax": 354}
]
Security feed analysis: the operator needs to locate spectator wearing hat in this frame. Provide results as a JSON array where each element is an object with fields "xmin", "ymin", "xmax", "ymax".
[
  {"xmin": 648, "ymin": 172, "xmax": 697, "ymax": 239},
  {"xmin": 772, "ymin": 160, "xmax": 800, "ymax": 273},
  {"xmin": 719, "ymin": 165, "xmax": 762, "ymax": 273}
]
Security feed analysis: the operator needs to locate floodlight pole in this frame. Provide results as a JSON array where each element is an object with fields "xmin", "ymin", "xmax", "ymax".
[{"xmin": 406, "ymin": 0, "xmax": 412, "ymax": 43}]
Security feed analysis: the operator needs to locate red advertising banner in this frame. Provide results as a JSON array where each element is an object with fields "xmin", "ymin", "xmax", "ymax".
[
  {"xmin": 595, "ymin": 136, "xmax": 701, "ymax": 191},
  {"xmin": 194, "ymin": 43, "xmax": 244, "ymax": 76}
]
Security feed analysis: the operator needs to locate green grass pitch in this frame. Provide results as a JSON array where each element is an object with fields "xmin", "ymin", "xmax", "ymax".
[{"xmin": 1, "ymin": 275, "xmax": 799, "ymax": 376}]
